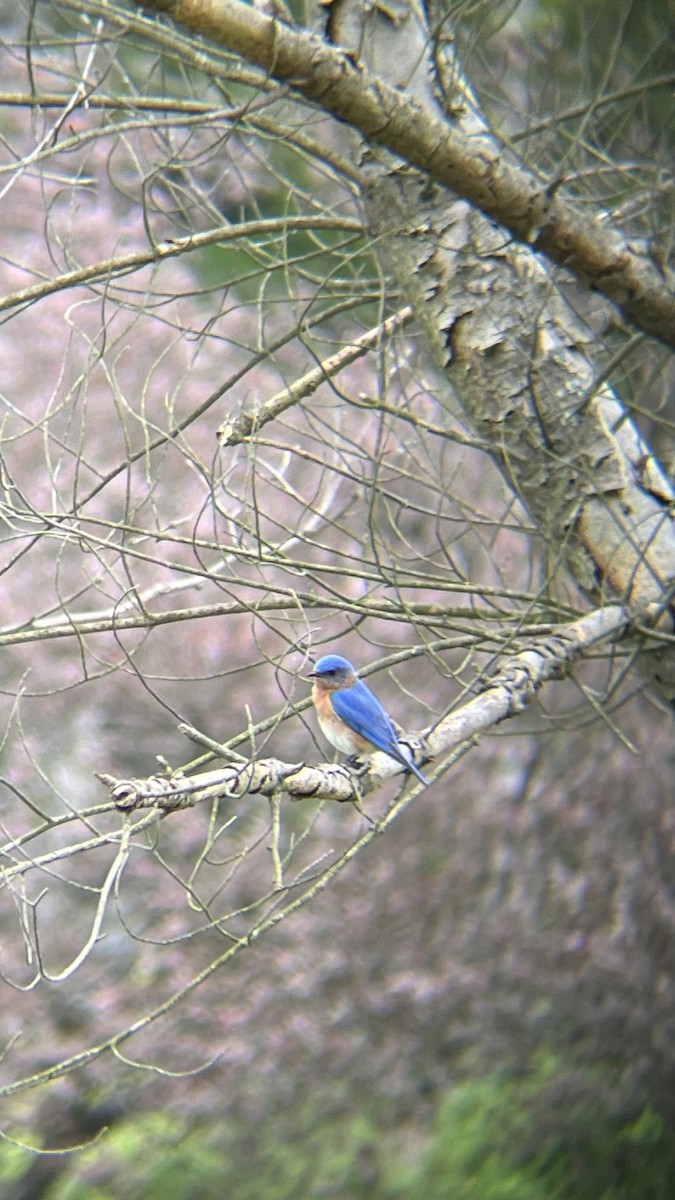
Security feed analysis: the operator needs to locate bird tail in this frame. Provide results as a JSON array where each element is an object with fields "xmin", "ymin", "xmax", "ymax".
[
  {"xmin": 395, "ymin": 741, "xmax": 429, "ymax": 786},
  {"xmin": 408, "ymin": 757, "xmax": 429, "ymax": 786}
]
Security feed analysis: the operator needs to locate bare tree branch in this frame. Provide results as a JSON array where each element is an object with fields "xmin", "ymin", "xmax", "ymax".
[
  {"xmin": 126, "ymin": 0, "xmax": 675, "ymax": 348},
  {"xmin": 99, "ymin": 602, "xmax": 632, "ymax": 811}
]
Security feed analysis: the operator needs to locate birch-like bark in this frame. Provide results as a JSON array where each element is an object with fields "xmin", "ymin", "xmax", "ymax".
[
  {"xmin": 127, "ymin": 0, "xmax": 675, "ymax": 704},
  {"xmin": 341, "ymin": 0, "xmax": 675, "ymax": 700}
]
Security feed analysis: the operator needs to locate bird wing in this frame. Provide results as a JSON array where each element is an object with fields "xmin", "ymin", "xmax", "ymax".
[
  {"xmin": 331, "ymin": 680, "xmax": 400, "ymax": 757},
  {"xmin": 332, "ymin": 679, "xmax": 429, "ymax": 785}
]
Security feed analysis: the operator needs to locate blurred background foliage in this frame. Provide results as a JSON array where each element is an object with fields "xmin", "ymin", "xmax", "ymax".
[
  {"xmin": 0, "ymin": 0, "xmax": 673, "ymax": 1195},
  {"xmin": 5, "ymin": 1057, "xmax": 675, "ymax": 1198}
]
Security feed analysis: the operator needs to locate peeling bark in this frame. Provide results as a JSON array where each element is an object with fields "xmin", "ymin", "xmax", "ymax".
[{"xmin": 129, "ymin": 0, "xmax": 675, "ymax": 702}]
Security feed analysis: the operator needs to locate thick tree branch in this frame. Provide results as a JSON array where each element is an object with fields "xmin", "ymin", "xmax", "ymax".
[
  {"xmin": 51, "ymin": 0, "xmax": 675, "ymax": 705},
  {"xmin": 129, "ymin": 0, "xmax": 675, "ymax": 349}
]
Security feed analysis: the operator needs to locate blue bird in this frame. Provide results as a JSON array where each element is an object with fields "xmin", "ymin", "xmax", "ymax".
[{"xmin": 309, "ymin": 654, "xmax": 428, "ymax": 785}]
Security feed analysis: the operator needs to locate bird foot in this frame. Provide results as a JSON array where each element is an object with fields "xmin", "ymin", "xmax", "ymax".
[{"xmin": 346, "ymin": 754, "xmax": 371, "ymax": 777}]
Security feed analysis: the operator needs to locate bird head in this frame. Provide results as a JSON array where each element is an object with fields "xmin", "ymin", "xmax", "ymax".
[{"xmin": 309, "ymin": 655, "xmax": 358, "ymax": 688}]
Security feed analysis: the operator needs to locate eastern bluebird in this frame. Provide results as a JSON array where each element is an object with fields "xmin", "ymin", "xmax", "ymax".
[{"xmin": 309, "ymin": 654, "xmax": 429, "ymax": 785}]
